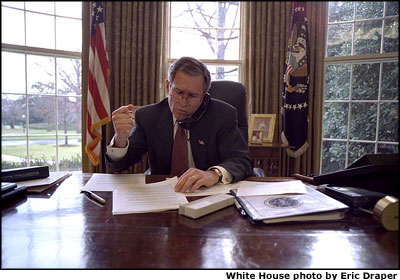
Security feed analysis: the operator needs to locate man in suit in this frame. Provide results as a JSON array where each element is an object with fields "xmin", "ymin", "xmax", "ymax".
[{"xmin": 106, "ymin": 56, "xmax": 253, "ymax": 193}]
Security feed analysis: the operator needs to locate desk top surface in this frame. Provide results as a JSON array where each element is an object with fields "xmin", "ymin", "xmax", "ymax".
[{"xmin": 1, "ymin": 172, "xmax": 398, "ymax": 269}]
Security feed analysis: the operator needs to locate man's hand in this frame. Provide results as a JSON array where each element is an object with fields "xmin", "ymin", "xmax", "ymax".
[
  {"xmin": 174, "ymin": 168, "xmax": 220, "ymax": 193},
  {"xmin": 111, "ymin": 104, "xmax": 135, "ymax": 148}
]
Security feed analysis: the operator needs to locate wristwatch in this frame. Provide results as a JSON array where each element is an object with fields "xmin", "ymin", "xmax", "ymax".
[{"xmin": 210, "ymin": 168, "xmax": 223, "ymax": 182}]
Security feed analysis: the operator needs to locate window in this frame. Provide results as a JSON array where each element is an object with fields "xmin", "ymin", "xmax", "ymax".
[
  {"xmin": 1, "ymin": 1, "xmax": 82, "ymax": 171},
  {"xmin": 169, "ymin": 2, "xmax": 242, "ymax": 82},
  {"xmin": 321, "ymin": 2, "xmax": 398, "ymax": 173}
]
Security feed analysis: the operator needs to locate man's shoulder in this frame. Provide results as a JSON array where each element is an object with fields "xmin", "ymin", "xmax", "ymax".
[
  {"xmin": 136, "ymin": 98, "xmax": 168, "ymax": 115},
  {"xmin": 208, "ymin": 98, "xmax": 236, "ymax": 114}
]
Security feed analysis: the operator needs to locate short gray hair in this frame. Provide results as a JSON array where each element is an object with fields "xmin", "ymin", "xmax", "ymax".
[{"xmin": 167, "ymin": 56, "xmax": 211, "ymax": 93}]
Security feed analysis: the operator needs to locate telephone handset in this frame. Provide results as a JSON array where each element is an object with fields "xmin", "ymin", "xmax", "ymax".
[{"xmin": 178, "ymin": 93, "xmax": 210, "ymax": 130}]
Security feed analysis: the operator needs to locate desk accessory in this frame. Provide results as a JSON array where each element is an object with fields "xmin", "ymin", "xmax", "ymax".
[
  {"xmin": 359, "ymin": 196, "xmax": 398, "ymax": 231},
  {"xmin": 81, "ymin": 190, "xmax": 106, "ymax": 204},
  {"xmin": 2, "ymin": 165, "xmax": 49, "ymax": 182},
  {"xmin": 324, "ymin": 186, "xmax": 386, "ymax": 208},
  {"xmin": 179, "ymin": 193, "xmax": 235, "ymax": 219}
]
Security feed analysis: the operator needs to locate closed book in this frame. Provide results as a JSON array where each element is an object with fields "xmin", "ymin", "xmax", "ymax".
[
  {"xmin": 324, "ymin": 186, "xmax": 386, "ymax": 208},
  {"xmin": 231, "ymin": 184, "xmax": 349, "ymax": 224},
  {"xmin": 2, "ymin": 166, "xmax": 49, "ymax": 182}
]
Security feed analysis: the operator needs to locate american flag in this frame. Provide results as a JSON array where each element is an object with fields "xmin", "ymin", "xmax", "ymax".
[{"xmin": 85, "ymin": 1, "xmax": 111, "ymax": 166}]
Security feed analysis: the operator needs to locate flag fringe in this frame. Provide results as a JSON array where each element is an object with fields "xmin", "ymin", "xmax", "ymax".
[{"xmin": 85, "ymin": 115, "xmax": 111, "ymax": 166}]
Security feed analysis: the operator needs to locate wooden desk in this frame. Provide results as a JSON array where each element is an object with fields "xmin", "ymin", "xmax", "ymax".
[
  {"xmin": 249, "ymin": 143, "xmax": 289, "ymax": 176},
  {"xmin": 1, "ymin": 173, "xmax": 398, "ymax": 269}
]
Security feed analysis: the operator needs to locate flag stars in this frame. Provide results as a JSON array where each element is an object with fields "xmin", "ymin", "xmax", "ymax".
[{"xmin": 284, "ymin": 102, "xmax": 308, "ymax": 110}]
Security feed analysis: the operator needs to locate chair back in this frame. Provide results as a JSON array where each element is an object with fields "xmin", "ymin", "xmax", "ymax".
[{"xmin": 208, "ymin": 80, "xmax": 248, "ymax": 142}]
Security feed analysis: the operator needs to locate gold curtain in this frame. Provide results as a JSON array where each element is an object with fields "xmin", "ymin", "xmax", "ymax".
[
  {"xmin": 243, "ymin": 1, "xmax": 328, "ymax": 176},
  {"xmin": 82, "ymin": 2, "xmax": 166, "ymax": 173}
]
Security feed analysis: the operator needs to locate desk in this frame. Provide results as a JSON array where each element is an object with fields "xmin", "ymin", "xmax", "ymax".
[
  {"xmin": 1, "ymin": 173, "xmax": 398, "ymax": 269},
  {"xmin": 249, "ymin": 143, "xmax": 289, "ymax": 176}
]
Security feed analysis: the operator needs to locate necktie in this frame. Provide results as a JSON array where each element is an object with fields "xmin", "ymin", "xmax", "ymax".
[{"xmin": 170, "ymin": 125, "xmax": 188, "ymax": 176}]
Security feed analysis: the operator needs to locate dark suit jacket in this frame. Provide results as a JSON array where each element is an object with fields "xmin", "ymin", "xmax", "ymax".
[{"xmin": 106, "ymin": 98, "xmax": 253, "ymax": 182}]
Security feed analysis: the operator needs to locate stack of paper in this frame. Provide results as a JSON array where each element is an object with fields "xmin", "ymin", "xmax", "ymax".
[
  {"xmin": 112, "ymin": 177, "xmax": 188, "ymax": 215},
  {"xmin": 17, "ymin": 171, "xmax": 71, "ymax": 193}
]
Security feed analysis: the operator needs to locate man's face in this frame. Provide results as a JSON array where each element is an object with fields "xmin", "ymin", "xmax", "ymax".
[{"xmin": 166, "ymin": 71, "xmax": 205, "ymax": 121}]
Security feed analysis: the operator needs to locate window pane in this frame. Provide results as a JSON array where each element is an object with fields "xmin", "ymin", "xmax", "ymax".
[
  {"xmin": 2, "ymin": 136, "xmax": 28, "ymax": 170},
  {"xmin": 25, "ymin": 2, "xmax": 54, "ymax": 14},
  {"xmin": 348, "ymin": 142, "xmax": 375, "ymax": 165},
  {"xmin": 171, "ymin": 2, "xmax": 240, "ymax": 28},
  {"xmin": 328, "ymin": 2, "xmax": 354, "ymax": 23},
  {"xmin": 170, "ymin": 1, "xmax": 240, "ymax": 60},
  {"xmin": 379, "ymin": 102, "xmax": 398, "ymax": 142},
  {"xmin": 1, "ymin": 94, "xmax": 26, "ymax": 136},
  {"xmin": 28, "ymin": 95, "xmax": 56, "ymax": 134},
  {"xmin": 325, "ymin": 64, "xmax": 350, "ymax": 100},
  {"xmin": 381, "ymin": 62, "xmax": 398, "ymax": 100},
  {"xmin": 1, "ymin": 6, "xmax": 25, "ymax": 45},
  {"xmin": 378, "ymin": 144, "xmax": 398, "ymax": 154},
  {"xmin": 56, "ymin": 17, "xmax": 82, "ymax": 52},
  {"xmin": 27, "ymin": 55, "xmax": 55, "ymax": 95},
  {"xmin": 56, "ymin": 1, "xmax": 82, "ymax": 18},
  {"xmin": 383, "ymin": 17, "xmax": 399, "ymax": 53},
  {"xmin": 386, "ymin": 1, "xmax": 399, "ymax": 16},
  {"xmin": 323, "ymin": 103, "xmax": 348, "ymax": 139},
  {"xmin": 352, "ymin": 63, "xmax": 379, "ymax": 100},
  {"xmin": 356, "ymin": 2, "xmax": 384, "ymax": 20},
  {"xmin": 57, "ymin": 96, "xmax": 81, "ymax": 136},
  {"xmin": 58, "ymin": 136, "xmax": 82, "ymax": 171},
  {"xmin": 326, "ymin": 24, "xmax": 352, "ymax": 57},
  {"xmin": 354, "ymin": 20, "xmax": 382, "ymax": 55},
  {"xmin": 26, "ymin": 12, "xmax": 55, "ymax": 49},
  {"xmin": 28, "ymin": 136, "xmax": 57, "ymax": 171},
  {"xmin": 2, "ymin": 52, "xmax": 26, "ymax": 94},
  {"xmin": 321, "ymin": 141, "xmax": 346, "ymax": 173},
  {"xmin": 350, "ymin": 102, "xmax": 377, "ymax": 141},
  {"xmin": 57, "ymin": 58, "xmax": 82, "ymax": 96}
]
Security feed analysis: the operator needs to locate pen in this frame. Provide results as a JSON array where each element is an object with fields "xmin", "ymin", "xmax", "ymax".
[
  {"xmin": 234, "ymin": 199, "xmax": 246, "ymax": 216},
  {"xmin": 81, "ymin": 190, "xmax": 106, "ymax": 204}
]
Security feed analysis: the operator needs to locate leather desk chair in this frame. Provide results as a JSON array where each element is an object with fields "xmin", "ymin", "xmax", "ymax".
[{"xmin": 208, "ymin": 80, "xmax": 265, "ymax": 177}]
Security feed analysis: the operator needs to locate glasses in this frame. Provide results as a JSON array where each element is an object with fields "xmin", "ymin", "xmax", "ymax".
[{"xmin": 170, "ymin": 86, "xmax": 203, "ymax": 104}]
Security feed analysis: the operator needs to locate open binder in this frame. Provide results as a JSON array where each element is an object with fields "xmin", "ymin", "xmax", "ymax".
[{"xmin": 231, "ymin": 185, "xmax": 349, "ymax": 224}]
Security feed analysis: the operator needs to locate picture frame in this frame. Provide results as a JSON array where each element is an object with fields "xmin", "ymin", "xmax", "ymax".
[
  {"xmin": 249, "ymin": 114, "xmax": 276, "ymax": 143},
  {"xmin": 250, "ymin": 129, "xmax": 264, "ymax": 144}
]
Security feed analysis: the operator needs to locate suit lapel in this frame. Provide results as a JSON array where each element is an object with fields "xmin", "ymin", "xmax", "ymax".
[
  {"xmin": 155, "ymin": 101, "xmax": 174, "ymax": 168},
  {"xmin": 190, "ymin": 124, "xmax": 209, "ymax": 170}
]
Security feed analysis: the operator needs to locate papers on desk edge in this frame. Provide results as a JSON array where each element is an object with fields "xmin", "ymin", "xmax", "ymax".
[
  {"xmin": 231, "ymin": 183, "xmax": 349, "ymax": 225},
  {"xmin": 16, "ymin": 171, "xmax": 71, "ymax": 193}
]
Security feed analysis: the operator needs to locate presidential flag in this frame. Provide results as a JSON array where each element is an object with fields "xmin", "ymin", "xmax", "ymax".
[
  {"xmin": 85, "ymin": 1, "xmax": 111, "ymax": 166},
  {"xmin": 281, "ymin": 2, "xmax": 310, "ymax": 158}
]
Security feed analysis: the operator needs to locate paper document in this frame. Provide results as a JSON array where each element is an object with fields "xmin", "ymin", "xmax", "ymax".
[
  {"xmin": 236, "ymin": 180, "xmax": 307, "ymax": 197},
  {"xmin": 17, "ymin": 171, "xmax": 71, "ymax": 193},
  {"xmin": 81, "ymin": 173, "xmax": 146, "ymax": 192},
  {"xmin": 183, "ymin": 181, "xmax": 241, "ymax": 197},
  {"xmin": 112, "ymin": 177, "xmax": 188, "ymax": 214}
]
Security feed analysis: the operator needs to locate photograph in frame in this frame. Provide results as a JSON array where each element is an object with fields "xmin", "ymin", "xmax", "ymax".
[{"xmin": 249, "ymin": 114, "xmax": 276, "ymax": 143}]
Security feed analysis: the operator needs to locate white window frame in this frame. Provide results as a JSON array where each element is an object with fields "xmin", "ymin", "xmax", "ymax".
[
  {"xmin": 321, "ymin": 1, "xmax": 398, "ymax": 172},
  {"xmin": 166, "ymin": 1, "xmax": 244, "ymax": 85},
  {"xmin": 1, "ymin": 3, "xmax": 82, "ymax": 171}
]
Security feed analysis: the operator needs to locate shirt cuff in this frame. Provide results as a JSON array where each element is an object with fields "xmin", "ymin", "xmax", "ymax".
[
  {"xmin": 106, "ymin": 136, "xmax": 129, "ymax": 161},
  {"xmin": 208, "ymin": 166, "xmax": 232, "ymax": 184}
]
